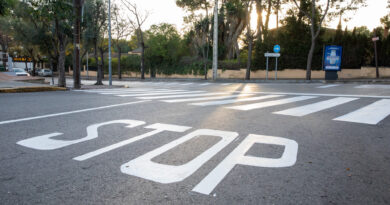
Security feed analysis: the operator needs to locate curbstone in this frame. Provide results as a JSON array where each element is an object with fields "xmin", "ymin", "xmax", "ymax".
[{"xmin": 0, "ymin": 86, "xmax": 67, "ymax": 93}]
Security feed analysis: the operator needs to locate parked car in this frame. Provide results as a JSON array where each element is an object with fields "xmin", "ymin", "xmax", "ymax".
[
  {"xmin": 34, "ymin": 69, "xmax": 42, "ymax": 75},
  {"xmin": 38, "ymin": 69, "xmax": 53, "ymax": 77},
  {"xmin": 12, "ymin": 68, "xmax": 30, "ymax": 76}
]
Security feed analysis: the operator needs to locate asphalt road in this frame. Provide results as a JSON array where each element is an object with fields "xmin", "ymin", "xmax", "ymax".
[{"xmin": 1, "ymin": 81, "xmax": 390, "ymax": 204}]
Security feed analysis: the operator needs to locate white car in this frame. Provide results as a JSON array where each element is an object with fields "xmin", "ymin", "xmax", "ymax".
[
  {"xmin": 38, "ymin": 69, "xmax": 53, "ymax": 77},
  {"xmin": 13, "ymin": 68, "xmax": 30, "ymax": 76}
]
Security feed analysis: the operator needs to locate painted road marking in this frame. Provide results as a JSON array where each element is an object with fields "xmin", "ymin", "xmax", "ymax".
[
  {"xmin": 221, "ymin": 83, "xmax": 232, "ymax": 86},
  {"xmin": 190, "ymin": 95, "xmax": 284, "ymax": 106},
  {"xmin": 121, "ymin": 129, "xmax": 239, "ymax": 184},
  {"xmin": 274, "ymin": 97, "xmax": 358, "ymax": 117},
  {"xmin": 227, "ymin": 96, "xmax": 317, "ymax": 111},
  {"xmin": 333, "ymin": 99, "xmax": 390, "ymax": 125},
  {"xmin": 17, "ymin": 120, "xmax": 146, "ymax": 150},
  {"xmin": 192, "ymin": 134, "xmax": 298, "ymax": 195},
  {"xmin": 199, "ymin": 83, "xmax": 211, "ymax": 86},
  {"xmin": 317, "ymin": 84, "xmax": 340, "ymax": 88},
  {"xmin": 116, "ymin": 91, "xmax": 205, "ymax": 97},
  {"xmin": 180, "ymin": 83, "xmax": 193, "ymax": 85},
  {"xmin": 355, "ymin": 85, "xmax": 390, "ymax": 89},
  {"xmin": 75, "ymin": 88, "xmax": 163, "ymax": 93},
  {"xmin": 161, "ymin": 94, "xmax": 254, "ymax": 103},
  {"xmin": 240, "ymin": 91, "xmax": 390, "ymax": 99},
  {"xmin": 138, "ymin": 92, "xmax": 228, "ymax": 100},
  {"xmin": 0, "ymin": 100, "xmax": 149, "ymax": 126},
  {"xmin": 99, "ymin": 90, "xmax": 186, "ymax": 95},
  {"xmin": 17, "ymin": 118, "xmax": 300, "ymax": 195},
  {"xmin": 73, "ymin": 123, "xmax": 191, "ymax": 161}
]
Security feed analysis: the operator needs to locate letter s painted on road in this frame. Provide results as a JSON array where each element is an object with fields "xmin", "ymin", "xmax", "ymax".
[{"xmin": 16, "ymin": 120, "xmax": 145, "ymax": 150}]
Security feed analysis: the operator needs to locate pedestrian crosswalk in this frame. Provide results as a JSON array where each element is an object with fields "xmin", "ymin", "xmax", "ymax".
[{"xmin": 75, "ymin": 88, "xmax": 390, "ymax": 125}]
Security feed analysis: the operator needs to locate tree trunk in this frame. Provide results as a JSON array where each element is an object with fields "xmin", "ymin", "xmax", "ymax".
[
  {"xmin": 246, "ymin": 36, "xmax": 253, "ymax": 80},
  {"xmin": 306, "ymin": 39, "xmax": 315, "ymax": 80},
  {"xmin": 58, "ymin": 40, "xmax": 66, "ymax": 87},
  {"xmin": 95, "ymin": 43, "xmax": 103, "ymax": 85},
  {"xmin": 100, "ymin": 48, "xmax": 105, "ymax": 79},
  {"xmin": 117, "ymin": 46, "xmax": 121, "ymax": 79},
  {"xmin": 140, "ymin": 42, "xmax": 145, "ymax": 79}
]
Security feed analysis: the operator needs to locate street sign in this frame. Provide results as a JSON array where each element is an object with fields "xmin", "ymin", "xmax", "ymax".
[
  {"xmin": 264, "ymin": 53, "xmax": 281, "ymax": 57},
  {"xmin": 372, "ymin": 37, "xmax": 380, "ymax": 41},
  {"xmin": 323, "ymin": 45, "xmax": 342, "ymax": 71},
  {"xmin": 273, "ymin": 45, "xmax": 281, "ymax": 53}
]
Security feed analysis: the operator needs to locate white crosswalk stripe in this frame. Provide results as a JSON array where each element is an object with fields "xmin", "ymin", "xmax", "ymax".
[
  {"xmin": 117, "ymin": 91, "xmax": 205, "ymax": 97},
  {"xmin": 138, "ymin": 92, "xmax": 229, "ymax": 100},
  {"xmin": 100, "ymin": 90, "xmax": 186, "ymax": 95},
  {"xmin": 274, "ymin": 97, "xmax": 358, "ymax": 117},
  {"xmin": 226, "ymin": 96, "xmax": 318, "ymax": 111},
  {"xmin": 190, "ymin": 95, "xmax": 284, "ymax": 106},
  {"xmin": 199, "ymin": 83, "xmax": 211, "ymax": 86},
  {"xmin": 333, "ymin": 99, "xmax": 390, "ymax": 125},
  {"xmin": 317, "ymin": 84, "xmax": 340, "ymax": 88},
  {"xmin": 161, "ymin": 94, "xmax": 255, "ymax": 103}
]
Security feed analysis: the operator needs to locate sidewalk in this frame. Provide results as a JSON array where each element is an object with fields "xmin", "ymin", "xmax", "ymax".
[{"xmin": 0, "ymin": 72, "xmax": 66, "ymax": 93}]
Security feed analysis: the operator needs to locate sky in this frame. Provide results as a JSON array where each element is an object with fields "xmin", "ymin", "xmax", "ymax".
[{"xmin": 115, "ymin": 0, "xmax": 389, "ymax": 32}]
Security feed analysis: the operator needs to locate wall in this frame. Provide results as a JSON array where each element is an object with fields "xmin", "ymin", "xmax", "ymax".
[{"xmin": 73, "ymin": 67, "xmax": 390, "ymax": 79}]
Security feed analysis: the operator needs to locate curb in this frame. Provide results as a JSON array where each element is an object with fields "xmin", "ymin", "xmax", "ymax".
[{"xmin": 0, "ymin": 86, "xmax": 67, "ymax": 93}]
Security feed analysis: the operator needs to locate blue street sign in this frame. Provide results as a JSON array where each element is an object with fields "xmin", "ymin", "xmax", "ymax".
[
  {"xmin": 273, "ymin": 45, "xmax": 281, "ymax": 53},
  {"xmin": 323, "ymin": 45, "xmax": 342, "ymax": 71}
]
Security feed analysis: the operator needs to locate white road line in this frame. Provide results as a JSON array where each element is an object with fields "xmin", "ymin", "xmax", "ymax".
[
  {"xmin": 137, "ymin": 92, "xmax": 228, "ymax": 100},
  {"xmin": 221, "ymin": 83, "xmax": 232, "ymax": 86},
  {"xmin": 180, "ymin": 83, "xmax": 193, "ymax": 85},
  {"xmin": 99, "ymin": 90, "xmax": 186, "ymax": 95},
  {"xmin": 0, "ymin": 100, "xmax": 149, "ymax": 125},
  {"xmin": 199, "ymin": 83, "xmax": 211, "ymax": 86},
  {"xmin": 333, "ymin": 99, "xmax": 390, "ymax": 125},
  {"xmin": 76, "ymin": 88, "xmax": 168, "ymax": 93},
  {"xmin": 166, "ymin": 82, "xmax": 179, "ymax": 85},
  {"xmin": 117, "ymin": 91, "xmax": 205, "ymax": 97},
  {"xmin": 239, "ymin": 91, "xmax": 390, "ymax": 99},
  {"xmin": 227, "ymin": 96, "xmax": 317, "ymax": 111},
  {"xmin": 317, "ymin": 84, "xmax": 340, "ymax": 88},
  {"xmin": 274, "ymin": 97, "xmax": 358, "ymax": 117},
  {"xmin": 161, "ymin": 94, "xmax": 255, "ymax": 103},
  {"xmin": 190, "ymin": 95, "xmax": 284, "ymax": 106},
  {"xmin": 355, "ymin": 85, "xmax": 390, "ymax": 89}
]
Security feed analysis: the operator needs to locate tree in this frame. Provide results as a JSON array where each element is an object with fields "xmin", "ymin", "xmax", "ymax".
[
  {"xmin": 245, "ymin": 0, "xmax": 255, "ymax": 80},
  {"xmin": 0, "ymin": 0, "xmax": 15, "ymax": 16},
  {"xmin": 112, "ymin": 3, "xmax": 132, "ymax": 79},
  {"xmin": 292, "ymin": 0, "xmax": 330, "ymax": 80},
  {"xmin": 177, "ymin": 0, "xmax": 212, "ymax": 79},
  {"xmin": 122, "ymin": 0, "xmax": 149, "ymax": 79},
  {"xmin": 292, "ymin": 0, "xmax": 367, "ymax": 80},
  {"xmin": 84, "ymin": 0, "xmax": 107, "ymax": 85}
]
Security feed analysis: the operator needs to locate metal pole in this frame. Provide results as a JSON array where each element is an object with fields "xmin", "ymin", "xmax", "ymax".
[
  {"xmin": 86, "ymin": 52, "xmax": 89, "ymax": 79},
  {"xmin": 212, "ymin": 0, "xmax": 218, "ymax": 81},
  {"xmin": 275, "ymin": 57, "xmax": 278, "ymax": 80},
  {"xmin": 108, "ymin": 0, "xmax": 112, "ymax": 85},
  {"xmin": 374, "ymin": 40, "xmax": 379, "ymax": 79},
  {"xmin": 266, "ymin": 57, "xmax": 269, "ymax": 80}
]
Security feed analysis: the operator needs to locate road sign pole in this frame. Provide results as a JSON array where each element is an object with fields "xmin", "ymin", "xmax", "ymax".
[
  {"xmin": 266, "ymin": 57, "xmax": 269, "ymax": 80},
  {"xmin": 275, "ymin": 57, "xmax": 278, "ymax": 80}
]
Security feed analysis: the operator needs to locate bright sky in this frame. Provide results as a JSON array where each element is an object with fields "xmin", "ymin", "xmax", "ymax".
[{"xmin": 116, "ymin": 0, "xmax": 389, "ymax": 32}]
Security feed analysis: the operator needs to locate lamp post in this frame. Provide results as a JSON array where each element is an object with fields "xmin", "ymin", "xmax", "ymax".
[{"xmin": 108, "ymin": 0, "xmax": 112, "ymax": 86}]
